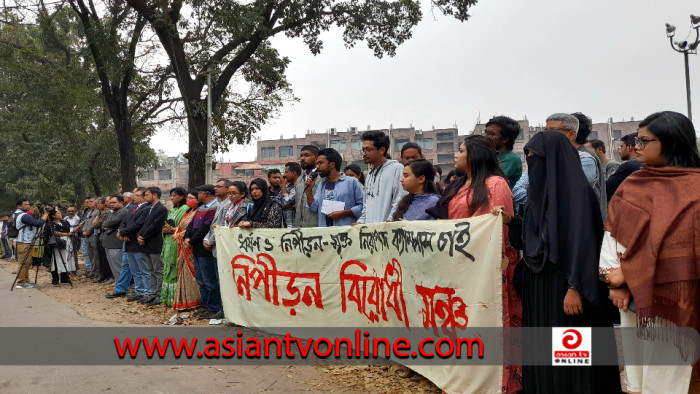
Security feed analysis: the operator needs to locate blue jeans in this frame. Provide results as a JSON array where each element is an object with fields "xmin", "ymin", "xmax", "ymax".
[
  {"xmin": 193, "ymin": 255, "xmax": 221, "ymax": 312},
  {"xmin": 126, "ymin": 252, "xmax": 150, "ymax": 296},
  {"xmin": 1, "ymin": 237, "xmax": 12, "ymax": 258},
  {"xmin": 114, "ymin": 244, "xmax": 132, "ymax": 294},
  {"xmin": 81, "ymin": 237, "xmax": 91, "ymax": 271}
]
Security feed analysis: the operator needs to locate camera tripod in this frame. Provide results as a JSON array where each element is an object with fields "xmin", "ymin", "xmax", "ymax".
[{"xmin": 10, "ymin": 215, "xmax": 74, "ymax": 290}]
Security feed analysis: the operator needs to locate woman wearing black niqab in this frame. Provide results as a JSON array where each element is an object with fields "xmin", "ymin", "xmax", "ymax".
[
  {"xmin": 521, "ymin": 131, "xmax": 620, "ymax": 393},
  {"xmin": 237, "ymin": 178, "xmax": 284, "ymax": 229}
]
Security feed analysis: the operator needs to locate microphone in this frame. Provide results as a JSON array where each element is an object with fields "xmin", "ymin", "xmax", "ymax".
[{"xmin": 303, "ymin": 168, "xmax": 319, "ymax": 192}]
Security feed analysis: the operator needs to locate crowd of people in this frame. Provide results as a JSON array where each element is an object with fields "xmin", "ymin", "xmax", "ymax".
[{"xmin": 1, "ymin": 110, "xmax": 698, "ymax": 393}]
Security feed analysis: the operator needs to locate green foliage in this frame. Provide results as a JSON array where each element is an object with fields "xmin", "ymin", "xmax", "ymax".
[
  {"xmin": 0, "ymin": 9, "xmax": 156, "ymax": 212},
  {"xmin": 127, "ymin": 0, "xmax": 477, "ymax": 185}
]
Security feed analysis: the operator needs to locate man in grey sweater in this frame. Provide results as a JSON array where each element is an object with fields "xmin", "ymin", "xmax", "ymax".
[{"xmin": 356, "ymin": 130, "xmax": 407, "ymax": 224}]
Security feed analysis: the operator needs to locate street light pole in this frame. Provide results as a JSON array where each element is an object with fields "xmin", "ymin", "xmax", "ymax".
[
  {"xmin": 666, "ymin": 16, "xmax": 700, "ymax": 122},
  {"xmin": 205, "ymin": 68, "xmax": 213, "ymax": 184},
  {"xmin": 685, "ymin": 51, "xmax": 692, "ymax": 121}
]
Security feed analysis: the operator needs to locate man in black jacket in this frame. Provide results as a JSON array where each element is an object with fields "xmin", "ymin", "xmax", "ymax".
[
  {"xmin": 118, "ymin": 188, "xmax": 150, "ymax": 303},
  {"xmin": 137, "ymin": 187, "xmax": 168, "ymax": 305},
  {"xmin": 606, "ymin": 133, "xmax": 642, "ymax": 201},
  {"xmin": 101, "ymin": 196, "xmax": 128, "ymax": 287}
]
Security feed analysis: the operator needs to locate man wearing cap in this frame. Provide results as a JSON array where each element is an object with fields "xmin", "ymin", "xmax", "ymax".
[{"xmin": 184, "ymin": 185, "xmax": 222, "ymax": 320}]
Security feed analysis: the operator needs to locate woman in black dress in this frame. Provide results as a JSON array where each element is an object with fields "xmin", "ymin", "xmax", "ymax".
[
  {"xmin": 237, "ymin": 178, "xmax": 284, "ymax": 229},
  {"xmin": 521, "ymin": 131, "xmax": 620, "ymax": 393}
]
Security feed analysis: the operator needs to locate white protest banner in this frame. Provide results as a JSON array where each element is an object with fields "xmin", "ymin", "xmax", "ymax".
[{"xmin": 216, "ymin": 214, "xmax": 504, "ymax": 393}]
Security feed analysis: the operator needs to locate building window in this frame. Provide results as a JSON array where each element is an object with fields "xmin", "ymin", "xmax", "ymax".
[
  {"xmin": 613, "ymin": 130, "xmax": 622, "ymax": 141},
  {"xmin": 437, "ymin": 154, "xmax": 453, "ymax": 163},
  {"xmin": 588, "ymin": 131, "xmax": 598, "ymax": 141},
  {"xmin": 351, "ymin": 139, "xmax": 362, "ymax": 150},
  {"xmin": 279, "ymin": 145, "xmax": 293, "ymax": 157},
  {"xmin": 436, "ymin": 141, "xmax": 454, "ymax": 152},
  {"xmin": 330, "ymin": 139, "xmax": 347, "ymax": 151},
  {"xmin": 516, "ymin": 130, "xmax": 525, "ymax": 141},
  {"xmin": 158, "ymin": 169, "xmax": 172, "ymax": 180},
  {"xmin": 297, "ymin": 146, "xmax": 304, "ymax": 157},
  {"xmin": 394, "ymin": 138, "xmax": 410, "ymax": 151},
  {"xmin": 261, "ymin": 147, "xmax": 276, "ymax": 159},
  {"xmin": 415, "ymin": 137, "xmax": 433, "ymax": 150},
  {"xmin": 436, "ymin": 132, "xmax": 454, "ymax": 141},
  {"xmin": 141, "ymin": 169, "xmax": 154, "ymax": 181},
  {"xmin": 313, "ymin": 142, "xmax": 326, "ymax": 150}
]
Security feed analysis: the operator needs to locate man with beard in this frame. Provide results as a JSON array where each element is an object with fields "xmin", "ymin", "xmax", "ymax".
[
  {"xmin": 605, "ymin": 133, "xmax": 642, "ymax": 201},
  {"xmin": 304, "ymin": 148, "xmax": 363, "ymax": 227},
  {"xmin": 294, "ymin": 145, "xmax": 321, "ymax": 227}
]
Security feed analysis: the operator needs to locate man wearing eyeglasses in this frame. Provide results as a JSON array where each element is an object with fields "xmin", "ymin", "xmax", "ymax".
[
  {"xmin": 513, "ymin": 113, "xmax": 605, "ymax": 219},
  {"xmin": 355, "ymin": 130, "xmax": 407, "ymax": 224},
  {"xmin": 605, "ymin": 133, "xmax": 642, "ymax": 201},
  {"xmin": 203, "ymin": 178, "xmax": 232, "ymax": 256}
]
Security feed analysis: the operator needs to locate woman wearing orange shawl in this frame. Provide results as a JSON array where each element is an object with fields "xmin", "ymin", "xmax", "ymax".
[
  {"xmin": 172, "ymin": 191, "xmax": 202, "ymax": 311},
  {"xmin": 602, "ymin": 111, "xmax": 700, "ymax": 394}
]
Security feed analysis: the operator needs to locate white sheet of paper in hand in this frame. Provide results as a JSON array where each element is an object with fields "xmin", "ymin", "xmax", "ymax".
[{"xmin": 321, "ymin": 200, "xmax": 345, "ymax": 215}]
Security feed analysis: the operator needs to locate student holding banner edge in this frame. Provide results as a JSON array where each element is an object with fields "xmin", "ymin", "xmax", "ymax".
[{"xmin": 427, "ymin": 135, "xmax": 522, "ymax": 393}]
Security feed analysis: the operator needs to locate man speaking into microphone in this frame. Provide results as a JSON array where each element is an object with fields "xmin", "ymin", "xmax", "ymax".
[
  {"xmin": 305, "ymin": 148, "xmax": 363, "ymax": 227},
  {"xmin": 294, "ymin": 145, "xmax": 321, "ymax": 228}
]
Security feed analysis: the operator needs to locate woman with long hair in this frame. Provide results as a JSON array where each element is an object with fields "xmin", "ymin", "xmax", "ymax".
[
  {"xmin": 427, "ymin": 135, "xmax": 522, "ymax": 393},
  {"xmin": 343, "ymin": 164, "xmax": 365, "ymax": 187},
  {"xmin": 601, "ymin": 111, "xmax": 700, "ymax": 393},
  {"xmin": 160, "ymin": 187, "xmax": 190, "ymax": 306},
  {"xmin": 238, "ymin": 178, "xmax": 284, "ymax": 229},
  {"xmin": 45, "ymin": 208, "xmax": 75, "ymax": 286},
  {"xmin": 224, "ymin": 181, "xmax": 250, "ymax": 227},
  {"xmin": 172, "ymin": 191, "xmax": 201, "ymax": 311},
  {"xmin": 393, "ymin": 159, "xmax": 440, "ymax": 221}
]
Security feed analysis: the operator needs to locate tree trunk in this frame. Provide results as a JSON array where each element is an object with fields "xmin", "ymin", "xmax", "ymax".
[
  {"xmin": 115, "ymin": 120, "xmax": 137, "ymax": 191},
  {"xmin": 188, "ymin": 112, "xmax": 208, "ymax": 188},
  {"xmin": 73, "ymin": 183, "xmax": 86, "ymax": 205}
]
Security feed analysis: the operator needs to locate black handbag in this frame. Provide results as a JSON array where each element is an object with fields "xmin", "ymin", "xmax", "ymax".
[
  {"xmin": 507, "ymin": 205, "xmax": 524, "ymax": 251},
  {"xmin": 55, "ymin": 236, "xmax": 67, "ymax": 250}
]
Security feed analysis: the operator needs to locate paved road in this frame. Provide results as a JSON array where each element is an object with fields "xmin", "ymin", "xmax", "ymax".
[{"xmin": 0, "ymin": 265, "xmax": 330, "ymax": 393}]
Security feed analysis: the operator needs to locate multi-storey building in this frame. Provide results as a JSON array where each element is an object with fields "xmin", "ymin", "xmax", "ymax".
[
  {"xmin": 473, "ymin": 117, "xmax": 640, "ymax": 167},
  {"xmin": 140, "ymin": 116, "xmax": 640, "ymax": 192},
  {"xmin": 256, "ymin": 126, "xmax": 462, "ymax": 174}
]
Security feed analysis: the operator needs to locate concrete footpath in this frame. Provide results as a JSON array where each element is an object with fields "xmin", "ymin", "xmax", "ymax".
[{"xmin": 0, "ymin": 266, "xmax": 331, "ymax": 393}]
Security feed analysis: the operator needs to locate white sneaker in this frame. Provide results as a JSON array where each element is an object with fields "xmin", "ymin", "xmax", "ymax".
[{"xmin": 21, "ymin": 283, "xmax": 35, "ymax": 288}]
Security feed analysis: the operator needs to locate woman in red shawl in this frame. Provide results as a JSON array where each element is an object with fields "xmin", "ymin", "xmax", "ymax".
[
  {"xmin": 428, "ymin": 135, "xmax": 522, "ymax": 393},
  {"xmin": 602, "ymin": 111, "xmax": 700, "ymax": 394}
]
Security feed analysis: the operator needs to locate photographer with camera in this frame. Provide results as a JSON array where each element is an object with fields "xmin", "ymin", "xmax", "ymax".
[
  {"xmin": 44, "ymin": 207, "xmax": 75, "ymax": 286},
  {"xmin": 12, "ymin": 199, "xmax": 49, "ymax": 288}
]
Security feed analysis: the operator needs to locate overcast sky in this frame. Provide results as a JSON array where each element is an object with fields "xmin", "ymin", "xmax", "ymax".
[{"xmin": 150, "ymin": 0, "xmax": 700, "ymax": 161}]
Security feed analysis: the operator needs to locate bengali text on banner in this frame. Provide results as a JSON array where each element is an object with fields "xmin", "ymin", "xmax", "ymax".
[{"xmin": 215, "ymin": 214, "xmax": 504, "ymax": 393}]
